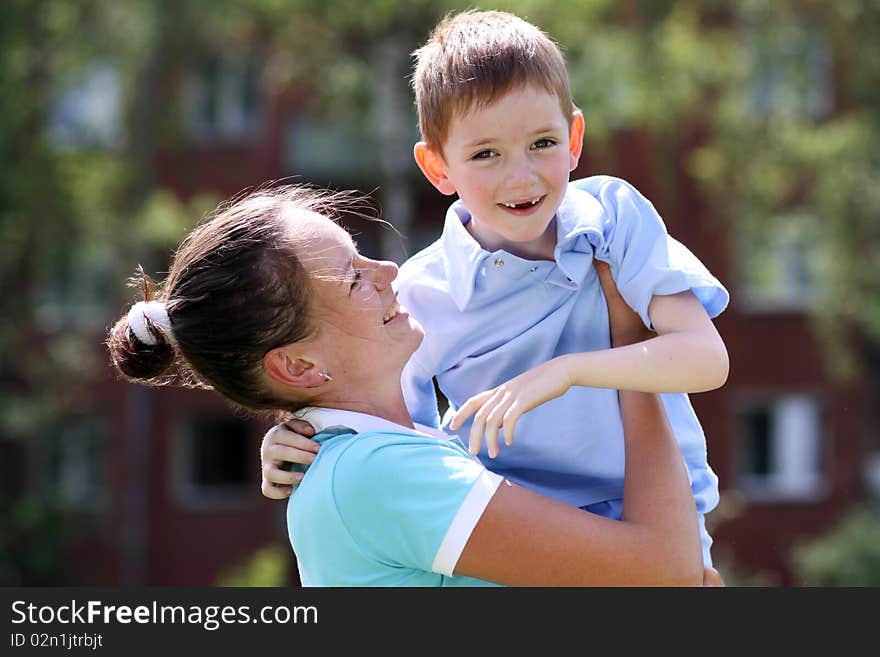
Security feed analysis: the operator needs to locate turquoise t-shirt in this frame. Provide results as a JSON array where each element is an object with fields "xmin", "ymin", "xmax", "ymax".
[{"xmin": 286, "ymin": 409, "xmax": 504, "ymax": 587}]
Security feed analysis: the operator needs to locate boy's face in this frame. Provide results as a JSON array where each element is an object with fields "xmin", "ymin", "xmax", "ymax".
[{"xmin": 415, "ymin": 84, "xmax": 584, "ymax": 260}]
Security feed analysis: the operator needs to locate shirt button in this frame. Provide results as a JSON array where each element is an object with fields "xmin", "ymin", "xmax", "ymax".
[
  {"xmin": 530, "ymin": 266, "xmax": 538, "ymax": 272},
  {"xmin": 494, "ymin": 258, "xmax": 505, "ymax": 267}
]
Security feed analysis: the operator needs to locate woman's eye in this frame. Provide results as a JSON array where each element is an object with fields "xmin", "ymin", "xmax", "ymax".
[
  {"xmin": 350, "ymin": 271, "xmax": 362, "ymax": 291},
  {"xmin": 532, "ymin": 138, "xmax": 556, "ymax": 149}
]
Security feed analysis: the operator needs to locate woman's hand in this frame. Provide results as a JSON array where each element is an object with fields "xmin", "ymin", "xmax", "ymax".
[
  {"xmin": 260, "ymin": 418, "xmax": 319, "ymax": 499},
  {"xmin": 449, "ymin": 356, "xmax": 574, "ymax": 458},
  {"xmin": 593, "ymin": 260, "xmax": 653, "ymax": 348},
  {"xmin": 703, "ymin": 566, "xmax": 725, "ymax": 587}
]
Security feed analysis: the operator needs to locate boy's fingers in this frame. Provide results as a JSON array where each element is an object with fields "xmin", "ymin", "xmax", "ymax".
[
  {"xmin": 484, "ymin": 393, "xmax": 512, "ymax": 459},
  {"xmin": 502, "ymin": 404, "xmax": 523, "ymax": 446},
  {"xmin": 264, "ymin": 426, "xmax": 320, "ymax": 453},
  {"xmin": 285, "ymin": 419, "xmax": 317, "ymax": 437},
  {"xmin": 261, "ymin": 482, "xmax": 293, "ymax": 500},
  {"xmin": 263, "ymin": 465, "xmax": 303, "ymax": 487},
  {"xmin": 268, "ymin": 445, "xmax": 317, "ymax": 466},
  {"xmin": 278, "ymin": 434, "xmax": 321, "ymax": 453},
  {"xmin": 468, "ymin": 413, "xmax": 485, "ymax": 456},
  {"xmin": 451, "ymin": 390, "xmax": 493, "ymax": 430},
  {"xmin": 471, "ymin": 389, "xmax": 505, "ymax": 457}
]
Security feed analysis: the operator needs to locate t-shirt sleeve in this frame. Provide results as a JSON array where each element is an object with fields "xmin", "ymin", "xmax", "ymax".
[
  {"xmin": 594, "ymin": 178, "xmax": 729, "ymax": 328},
  {"xmin": 331, "ymin": 435, "xmax": 503, "ymax": 576}
]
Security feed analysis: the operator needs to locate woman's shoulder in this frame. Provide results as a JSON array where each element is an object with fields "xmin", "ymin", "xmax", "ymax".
[{"xmin": 334, "ymin": 429, "xmax": 470, "ymax": 468}]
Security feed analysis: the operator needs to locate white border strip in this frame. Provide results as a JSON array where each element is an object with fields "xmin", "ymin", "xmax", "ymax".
[{"xmin": 432, "ymin": 469, "xmax": 504, "ymax": 577}]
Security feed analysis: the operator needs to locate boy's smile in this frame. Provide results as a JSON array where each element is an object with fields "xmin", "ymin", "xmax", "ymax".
[{"xmin": 416, "ymin": 84, "xmax": 584, "ymax": 261}]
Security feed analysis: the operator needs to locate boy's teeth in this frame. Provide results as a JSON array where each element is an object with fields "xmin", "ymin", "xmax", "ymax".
[{"xmin": 503, "ymin": 198, "xmax": 540, "ymax": 208}]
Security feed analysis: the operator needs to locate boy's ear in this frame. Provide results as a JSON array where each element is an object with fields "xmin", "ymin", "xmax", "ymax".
[
  {"xmin": 568, "ymin": 110, "xmax": 586, "ymax": 171},
  {"xmin": 414, "ymin": 142, "xmax": 456, "ymax": 196},
  {"xmin": 263, "ymin": 347, "xmax": 324, "ymax": 389}
]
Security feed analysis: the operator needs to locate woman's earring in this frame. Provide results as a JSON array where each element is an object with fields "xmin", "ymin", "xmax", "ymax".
[{"xmin": 318, "ymin": 371, "xmax": 333, "ymax": 383}]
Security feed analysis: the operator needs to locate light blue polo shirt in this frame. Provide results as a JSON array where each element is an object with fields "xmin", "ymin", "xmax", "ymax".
[
  {"xmin": 287, "ymin": 408, "xmax": 503, "ymax": 587},
  {"xmin": 397, "ymin": 176, "xmax": 728, "ymax": 521}
]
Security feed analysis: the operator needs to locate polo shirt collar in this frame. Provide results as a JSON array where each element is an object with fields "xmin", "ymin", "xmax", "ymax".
[
  {"xmin": 440, "ymin": 202, "xmax": 487, "ymax": 311},
  {"xmin": 296, "ymin": 407, "xmax": 447, "ymax": 440},
  {"xmin": 440, "ymin": 185, "xmax": 608, "ymax": 311}
]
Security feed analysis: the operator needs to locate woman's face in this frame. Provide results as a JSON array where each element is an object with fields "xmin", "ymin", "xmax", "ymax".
[{"xmin": 295, "ymin": 213, "xmax": 424, "ymax": 383}]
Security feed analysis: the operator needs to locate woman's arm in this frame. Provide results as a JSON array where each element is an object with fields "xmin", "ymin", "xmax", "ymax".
[{"xmin": 453, "ymin": 263, "xmax": 703, "ymax": 586}]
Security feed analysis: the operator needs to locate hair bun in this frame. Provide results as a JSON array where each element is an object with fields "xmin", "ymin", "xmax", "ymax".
[
  {"xmin": 107, "ymin": 305, "xmax": 176, "ymax": 384},
  {"xmin": 127, "ymin": 300, "xmax": 174, "ymax": 345}
]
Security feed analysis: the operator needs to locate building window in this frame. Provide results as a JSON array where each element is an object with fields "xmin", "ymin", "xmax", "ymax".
[
  {"xmin": 746, "ymin": 22, "xmax": 832, "ymax": 120},
  {"xmin": 47, "ymin": 62, "xmax": 122, "ymax": 149},
  {"xmin": 736, "ymin": 394, "xmax": 825, "ymax": 501},
  {"xmin": 174, "ymin": 415, "xmax": 252, "ymax": 508},
  {"xmin": 284, "ymin": 116, "xmax": 376, "ymax": 183},
  {"xmin": 737, "ymin": 212, "xmax": 823, "ymax": 312},
  {"xmin": 182, "ymin": 51, "xmax": 262, "ymax": 143},
  {"xmin": 42, "ymin": 415, "xmax": 108, "ymax": 510}
]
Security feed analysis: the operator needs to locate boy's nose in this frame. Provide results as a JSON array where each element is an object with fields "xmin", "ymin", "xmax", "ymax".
[{"xmin": 506, "ymin": 157, "xmax": 539, "ymax": 190}]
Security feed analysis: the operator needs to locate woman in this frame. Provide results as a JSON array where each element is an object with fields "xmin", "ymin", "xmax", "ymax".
[{"xmin": 108, "ymin": 185, "xmax": 704, "ymax": 586}]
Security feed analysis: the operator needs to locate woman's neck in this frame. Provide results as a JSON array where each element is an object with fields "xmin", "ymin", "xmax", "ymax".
[{"xmin": 317, "ymin": 384, "xmax": 415, "ymax": 430}]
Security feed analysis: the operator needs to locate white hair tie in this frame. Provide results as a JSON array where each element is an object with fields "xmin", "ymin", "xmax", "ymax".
[{"xmin": 127, "ymin": 300, "xmax": 173, "ymax": 346}]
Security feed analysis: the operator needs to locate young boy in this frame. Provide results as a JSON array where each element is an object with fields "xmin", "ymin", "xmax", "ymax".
[{"xmin": 261, "ymin": 10, "xmax": 729, "ymax": 570}]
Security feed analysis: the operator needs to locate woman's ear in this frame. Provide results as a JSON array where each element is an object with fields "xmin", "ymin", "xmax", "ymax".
[
  {"xmin": 263, "ymin": 347, "xmax": 324, "ymax": 389},
  {"xmin": 568, "ymin": 110, "xmax": 585, "ymax": 171},
  {"xmin": 414, "ymin": 142, "xmax": 456, "ymax": 195}
]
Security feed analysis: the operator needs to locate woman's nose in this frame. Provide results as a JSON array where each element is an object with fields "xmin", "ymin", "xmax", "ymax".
[{"xmin": 368, "ymin": 259, "xmax": 398, "ymax": 289}]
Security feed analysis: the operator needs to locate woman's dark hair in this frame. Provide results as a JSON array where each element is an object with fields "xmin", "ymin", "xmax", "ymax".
[{"xmin": 107, "ymin": 184, "xmax": 355, "ymax": 412}]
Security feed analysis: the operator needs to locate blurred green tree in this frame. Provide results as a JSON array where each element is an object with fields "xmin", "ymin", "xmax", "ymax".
[
  {"xmin": 792, "ymin": 507, "xmax": 880, "ymax": 586},
  {"xmin": 0, "ymin": 0, "xmax": 219, "ymax": 583},
  {"xmin": 216, "ymin": 544, "xmax": 291, "ymax": 587}
]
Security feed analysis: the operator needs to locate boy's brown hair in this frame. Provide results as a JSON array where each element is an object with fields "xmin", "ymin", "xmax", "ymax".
[{"xmin": 411, "ymin": 10, "xmax": 575, "ymax": 153}]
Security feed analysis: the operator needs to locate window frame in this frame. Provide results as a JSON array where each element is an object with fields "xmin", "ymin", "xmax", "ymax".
[{"xmin": 733, "ymin": 390, "xmax": 829, "ymax": 503}]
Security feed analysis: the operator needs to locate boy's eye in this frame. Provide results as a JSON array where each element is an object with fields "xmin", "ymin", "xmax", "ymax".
[
  {"xmin": 532, "ymin": 138, "xmax": 557, "ymax": 149},
  {"xmin": 471, "ymin": 149, "xmax": 497, "ymax": 161}
]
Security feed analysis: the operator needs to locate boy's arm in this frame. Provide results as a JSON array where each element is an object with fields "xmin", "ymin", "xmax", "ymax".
[
  {"xmin": 557, "ymin": 288, "xmax": 728, "ymax": 395},
  {"xmin": 574, "ymin": 177, "xmax": 730, "ymax": 394},
  {"xmin": 260, "ymin": 419, "xmax": 319, "ymax": 500},
  {"xmin": 450, "ymin": 265, "xmax": 728, "ymax": 457}
]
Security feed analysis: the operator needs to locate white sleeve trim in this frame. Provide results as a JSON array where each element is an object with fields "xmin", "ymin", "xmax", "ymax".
[{"xmin": 431, "ymin": 469, "xmax": 504, "ymax": 577}]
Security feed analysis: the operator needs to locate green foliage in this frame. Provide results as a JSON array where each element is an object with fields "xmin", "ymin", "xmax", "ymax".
[
  {"xmin": 216, "ymin": 545, "xmax": 291, "ymax": 587},
  {"xmin": 792, "ymin": 508, "xmax": 880, "ymax": 586},
  {"xmin": 0, "ymin": 0, "xmax": 225, "ymax": 583},
  {"xmin": 0, "ymin": 494, "xmax": 69, "ymax": 586}
]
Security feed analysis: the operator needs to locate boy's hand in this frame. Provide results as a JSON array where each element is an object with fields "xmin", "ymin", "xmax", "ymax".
[
  {"xmin": 449, "ymin": 262, "xmax": 654, "ymax": 459},
  {"xmin": 260, "ymin": 419, "xmax": 319, "ymax": 500},
  {"xmin": 449, "ymin": 357, "xmax": 573, "ymax": 459}
]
